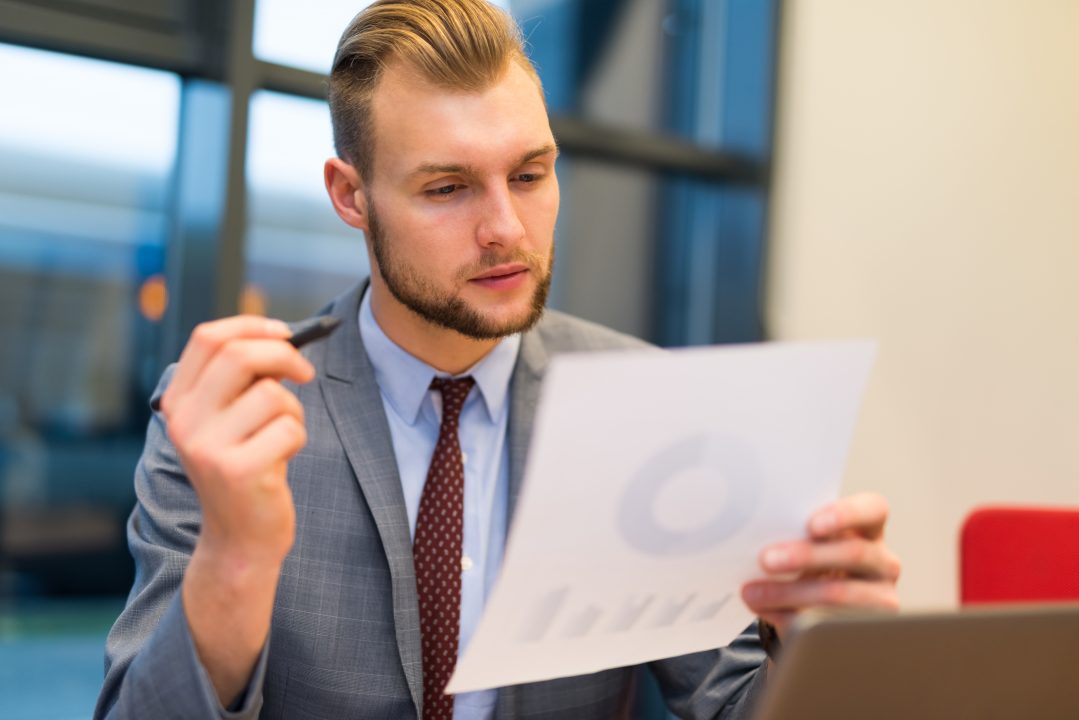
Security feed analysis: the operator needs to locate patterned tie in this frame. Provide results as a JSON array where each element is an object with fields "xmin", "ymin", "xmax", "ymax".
[{"xmin": 414, "ymin": 376, "xmax": 475, "ymax": 720}]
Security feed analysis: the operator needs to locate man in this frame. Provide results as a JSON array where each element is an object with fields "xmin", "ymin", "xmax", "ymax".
[{"xmin": 96, "ymin": 1, "xmax": 901, "ymax": 718}]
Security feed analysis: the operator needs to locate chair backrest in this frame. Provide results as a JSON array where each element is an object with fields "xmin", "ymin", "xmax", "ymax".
[{"xmin": 960, "ymin": 506, "xmax": 1079, "ymax": 605}]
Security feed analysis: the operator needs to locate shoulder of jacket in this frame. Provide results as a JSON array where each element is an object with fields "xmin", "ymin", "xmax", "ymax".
[{"xmin": 530, "ymin": 309, "xmax": 656, "ymax": 354}]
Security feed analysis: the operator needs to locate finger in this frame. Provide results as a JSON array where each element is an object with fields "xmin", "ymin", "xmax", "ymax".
[
  {"xmin": 192, "ymin": 378, "xmax": 305, "ymax": 448},
  {"xmin": 202, "ymin": 414, "xmax": 307, "ymax": 497},
  {"xmin": 236, "ymin": 414, "xmax": 308, "ymax": 478},
  {"xmin": 165, "ymin": 339, "xmax": 313, "ymax": 457},
  {"xmin": 166, "ymin": 316, "xmax": 292, "ymax": 409},
  {"xmin": 742, "ymin": 577, "xmax": 900, "ymax": 615},
  {"xmin": 808, "ymin": 492, "xmax": 889, "ymax": 541},
  {"xmin": 190, "ymin": 338, "xmax": 315, "ymax": 415},
  {"xmin": 760, "ymin": 538, "xmax": 902, "ymax": 581}
]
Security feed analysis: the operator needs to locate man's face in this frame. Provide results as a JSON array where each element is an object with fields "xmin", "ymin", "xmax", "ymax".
[{"xmin": 362, "ymin": 60, "xmax": 560, "ymax": 340}]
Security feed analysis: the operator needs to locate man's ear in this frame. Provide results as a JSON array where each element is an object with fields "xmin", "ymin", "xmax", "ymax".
[{"xmin": 324, "ymin": 157, "xmax": 369, "ymax": 231}]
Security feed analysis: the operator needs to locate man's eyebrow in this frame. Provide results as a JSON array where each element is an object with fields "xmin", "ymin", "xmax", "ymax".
[
  {"xmin": 411, "ymin": 161, "xmax": 478, "ymax": 178},
  {"xmin": 517, "ymin": 143, "xmax": 559, "ymax": 166},
  {"xmin": 409, "ymin": 143, "xmax": 560, "ymax": 179}
]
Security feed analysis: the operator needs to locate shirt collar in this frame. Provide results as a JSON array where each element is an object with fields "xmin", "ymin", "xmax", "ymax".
[{"xmin": 358, "ymin": 285, "xmax": 521, "ymax": 425}]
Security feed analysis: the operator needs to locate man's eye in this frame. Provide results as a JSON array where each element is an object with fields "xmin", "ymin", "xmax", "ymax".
[
  {"xmin": 516, "ymin": 173, "xmax": 538, "ymax": 183},
  {"xmin": 428, "ymin": 184, "xmax": 459, "ymax": 197}
]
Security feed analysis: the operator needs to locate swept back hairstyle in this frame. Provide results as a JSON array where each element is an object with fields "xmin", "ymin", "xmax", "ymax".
[{"xmin": 328, "ymin": 0, "xmax": 542, "ymax": 181}]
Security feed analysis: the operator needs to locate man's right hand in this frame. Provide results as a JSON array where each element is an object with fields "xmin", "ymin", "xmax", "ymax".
[{"xmin": 157, "ymin": 316, "xmax": 316, "ymax": 708}]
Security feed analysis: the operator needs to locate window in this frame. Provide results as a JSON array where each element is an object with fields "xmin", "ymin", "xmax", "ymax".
[
  {"xmin": 245, "ymin": 90, "xmax": 368, "ymax": 319},
  {"xmin": 253, "ymin": 0, "xmax": 375, "ymax": 73},
  {"xmin": 253, "ymin": 0, "xmax": 511, "ymax": 73},
  {"xmin": 0, "ymin": 44, "xmax": 180, "ymax": 595}
]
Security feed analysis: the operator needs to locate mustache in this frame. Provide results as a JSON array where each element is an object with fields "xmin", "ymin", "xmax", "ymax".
[{"xmin": 457, "ymin": 248, "xmax": 548, "ymax": 280}]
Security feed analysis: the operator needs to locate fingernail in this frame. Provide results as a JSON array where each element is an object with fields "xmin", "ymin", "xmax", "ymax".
[
  {"xmin": 267, "ymin": 319, "xmax": 291, "ymax": 336},
  {"xmin": 811, "ymin": 511, "xmax": 837, "ymax": 535},
  {"xmin": 763, "ymin": 548, "xmax": 789, "ymax": 570}
]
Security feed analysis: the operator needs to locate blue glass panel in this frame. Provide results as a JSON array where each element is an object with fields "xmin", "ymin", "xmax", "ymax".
[
  {"xmin": 657, "ymin": 0, "xmax": 777, "ymax": 346},
  {"xmin": 244, "ymin": 91, "xmax": 369, "ymax": 319},
  {"xmin": 0, "ymin": 44, "xmax": 180, "ymax": 598}
]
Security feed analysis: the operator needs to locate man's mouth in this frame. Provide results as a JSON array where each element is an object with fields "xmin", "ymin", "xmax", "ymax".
[{"xmin": 469, "ymin": 263, "xmax": 530, "ymax": 289}]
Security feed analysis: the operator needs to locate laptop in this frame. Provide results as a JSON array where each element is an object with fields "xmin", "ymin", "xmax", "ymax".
[{"xmin": 752, "ymin": 604, "xmax": 1079, "ymax": 720}]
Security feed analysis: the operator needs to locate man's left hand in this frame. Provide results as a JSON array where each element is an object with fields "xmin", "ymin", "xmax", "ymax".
[{"xmin": 741, "ymin": 492, "xmax": 901, "ymax": 640}]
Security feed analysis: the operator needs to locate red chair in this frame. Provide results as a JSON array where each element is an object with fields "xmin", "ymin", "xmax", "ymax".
[{"xmin": 960, "ymin": 506, "xmax": 1079, "ymax": 605}]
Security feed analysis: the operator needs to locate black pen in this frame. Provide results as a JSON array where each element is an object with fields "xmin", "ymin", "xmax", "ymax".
[{"xmin": 288, "ymin": 315, "xmax": 341, "ymax": 348}]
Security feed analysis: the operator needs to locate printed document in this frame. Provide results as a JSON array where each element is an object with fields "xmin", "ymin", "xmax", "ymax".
[{"xmin": 447, "ymin": 341, "xmax": 876, "ymax": 693}]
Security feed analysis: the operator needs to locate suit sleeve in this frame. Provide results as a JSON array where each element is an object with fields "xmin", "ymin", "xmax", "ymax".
[
  {"xmin": 94, "ymin": 367, "xmax": 269, "ymax": 720},
  {"xmin": 649, "ymin": 621, "xmax": 769, "ymax": 719}
]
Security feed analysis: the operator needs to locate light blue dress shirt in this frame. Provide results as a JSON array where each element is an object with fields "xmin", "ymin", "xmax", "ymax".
[{"xmin": 359, "ymin": 288, "xmax": 516, "ymax": 719}]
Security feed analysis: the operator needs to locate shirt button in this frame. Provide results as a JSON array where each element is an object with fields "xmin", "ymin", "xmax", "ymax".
[
  {"xmin": 461, "ymin": 555, "xmax": 474, "ymax": 572},
  {"xmin": 461, "ymin": 451, "xmax": 469, "ymax": 465}
]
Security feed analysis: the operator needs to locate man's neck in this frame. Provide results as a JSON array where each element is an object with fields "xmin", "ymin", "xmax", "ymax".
[{"xmin": 369, "ymin": 282, "xmax": 499, "ymax": 375}]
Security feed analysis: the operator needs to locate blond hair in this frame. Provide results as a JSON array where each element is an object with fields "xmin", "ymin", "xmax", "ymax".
[{"xmin": 329, "ymin": 0, "xmax": 541, "ymax": 180}]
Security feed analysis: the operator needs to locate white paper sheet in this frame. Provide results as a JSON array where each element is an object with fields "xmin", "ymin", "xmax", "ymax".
[{"xmin": 447, "ymin": 341, "xmax": 877, "ymax": 693}]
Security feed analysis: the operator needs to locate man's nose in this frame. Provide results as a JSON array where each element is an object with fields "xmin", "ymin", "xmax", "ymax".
[{"xmin": 476, "ymin": 185, "xmax": 526, "ymax": 248}]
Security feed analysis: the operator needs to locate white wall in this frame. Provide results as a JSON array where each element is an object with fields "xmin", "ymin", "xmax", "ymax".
[{"xmin": 768, "ymin": 0, "xmax": 1079, "ymax": 608}]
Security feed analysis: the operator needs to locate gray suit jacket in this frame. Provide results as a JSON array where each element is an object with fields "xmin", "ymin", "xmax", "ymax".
[{"xmin": 96, "ymin": 281, "xmax": 768, "ymax": 719}]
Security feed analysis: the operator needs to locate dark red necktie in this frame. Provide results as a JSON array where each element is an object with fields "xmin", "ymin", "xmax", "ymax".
[{"xmin": 414, "ymin": 376, "xmax": 474, "ymax": 720}]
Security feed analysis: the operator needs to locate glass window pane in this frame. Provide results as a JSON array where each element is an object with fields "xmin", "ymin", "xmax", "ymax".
[
  {"xmin": 253, "ymin": 0, "xmax": 512, "ymax": 74},
  {"xmin": 245, "ymin": 91, "xmax": 368, "ymax": 320},
  {"xmin": 0, "ymin": 45, "xmax": 178, "ymax": 173},
  {"xmin": 0, "ymin": 44, "xmax": 180, "ymax": 596},
  {"xmin": 253, "ymin": 0, "xmax": 372, "ymax": 73}
]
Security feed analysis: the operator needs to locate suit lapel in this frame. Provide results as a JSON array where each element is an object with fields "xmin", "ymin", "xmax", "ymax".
[
  {"xmin": 496, "ymin": 326, "xmax": 550, "ymax": 720},
  {"xmin": 506, "ymin": 324, "xmax": 549, "ymax": 529},
  {"xmin": 317, "ymin": 282, "xmax": 424, "ymax": 716}
]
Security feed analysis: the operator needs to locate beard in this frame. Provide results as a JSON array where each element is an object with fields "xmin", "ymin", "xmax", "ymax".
[{"xmin": 367, "ymin": 201, "xmax": 553, "ymax": 340}]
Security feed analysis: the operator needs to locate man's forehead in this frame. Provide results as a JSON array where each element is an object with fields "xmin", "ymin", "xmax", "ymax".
[{"xmin": 368, "ymin": 61, "xmax": 553, "ymax": 178}]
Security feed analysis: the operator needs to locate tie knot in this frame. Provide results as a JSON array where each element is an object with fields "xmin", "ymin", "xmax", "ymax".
[{"xmin": 430, "ymin": 376, "xmax": 475, "ymax": 421}]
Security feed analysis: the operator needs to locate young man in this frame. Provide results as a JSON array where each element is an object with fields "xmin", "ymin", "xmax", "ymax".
[{"xmin": 97, "ymin": 1, "xmax": 900, "ymax": 718}]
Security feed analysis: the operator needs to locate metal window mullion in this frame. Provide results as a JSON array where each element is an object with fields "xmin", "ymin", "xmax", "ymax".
[
  {"xmin": 0, "ymin": 0, "xmax": 197, "ymax": 72},
  {"xmin": 162, "ymin": 0, "xmax": 256, "ymax": 364},
  {"xmin": 215, "ymin": 0, "xmax": 257, "ymax": 320}
]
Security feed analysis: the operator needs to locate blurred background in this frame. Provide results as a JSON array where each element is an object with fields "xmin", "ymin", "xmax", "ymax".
[{"xmin": 0, "ymin": 0, "xmax": 1076, "ymax": 717}]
